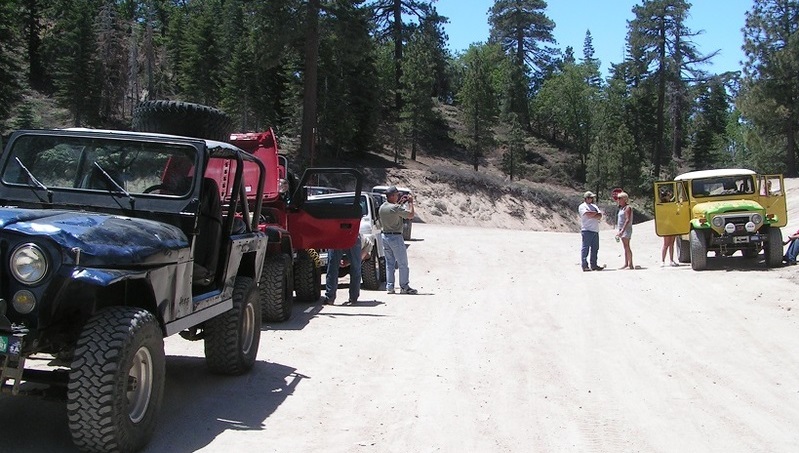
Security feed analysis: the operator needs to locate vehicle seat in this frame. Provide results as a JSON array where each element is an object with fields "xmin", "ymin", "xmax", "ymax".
[
  {"xmin": 193, "ymin": 178, "xmax": 223, "ymax": 286},
  {"xmin": 82, "ymin": 166, "xmax": 124, "ymax": 190}
]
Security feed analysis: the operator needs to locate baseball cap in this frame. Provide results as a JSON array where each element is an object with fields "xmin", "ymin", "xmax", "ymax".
[
  {"xmin": 385, "ymin": 186, "xmax": 399, "ymax": 195},
  {"xmin": 583, "ymin": 191, "xmax": 596, "ymax": 198}
]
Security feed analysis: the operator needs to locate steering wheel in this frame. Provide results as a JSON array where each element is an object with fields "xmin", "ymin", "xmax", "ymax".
[{"xmin": 143, "ymin": 184, "xmax": 166, "ymax": 194}]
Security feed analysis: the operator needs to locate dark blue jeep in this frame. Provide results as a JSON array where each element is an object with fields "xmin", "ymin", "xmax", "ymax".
[{"xmin": 0, "ymin": 128, "xmax": 268, "ymax": 452}]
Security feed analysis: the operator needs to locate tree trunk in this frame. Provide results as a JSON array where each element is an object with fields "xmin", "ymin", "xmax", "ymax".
[
  {"xmin": 671, "ymin": 27, "xmax": 684, "ymax": 161},
  {"xmin": 393, "ymin": 0, "xmax": 403, "ymax": 112},
  {"xmin": 25, "ymin": 0, "xmax": 44, "ymax": 91},
  {"xmin": 300, "ymin": 0, "xmax": 320, "ymax": 167},
  {"xmin": 787, "ymin": 119, "xmax": 797, "ymax": 176},
  {"xmin": 653, "ymin": 20, "xmax": 667, "ymax": 179}
]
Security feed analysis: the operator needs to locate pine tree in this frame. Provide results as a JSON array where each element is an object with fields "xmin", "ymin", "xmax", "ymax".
[
  {"xmin": 370, "ymin": 0, "xmax": 434, "ymax": 113},
  {"xmin": 488, "ymin": 0, "xmax": 557, "ymax": 128},
  {"xmin": 400, "ymin": 27, "xmax": 436, "ymax": 161},
  {"xmin": 582, "ymin": 30, "xmax": 601, "ymax": 87},
  {"xmin": 500, "ymin": 113, "xmax": 526, "ymax": 180},
  {"xmin": 95, "ymin": 1, "xmax": 128, "ymax": 126},
  {"xmin": 0, "ymin": 0, "xmax": 24, "ymax": 124},
  {"xmin": 689, "ymin": 78, "xmax": 730, "ymax": 170},
  {"xmin": 456, "ymin": 43, "xmax": 503, "ymax": 171},
  {"xmin": 627, "ymin": 0, "xmax": 714, "ymax": 177},
  {"xmin": 178, "ymin": 0, "xmax": 224, "ymax": 105},
  {"xmin": 739, "ymin": 0, "xmax": 799, "ymax": 175},
  {"xmin": 588, "ymin": 79, "xmax": 637, "ymax": 196},
  {"xmin": 317, "ymin": 0, "xmax": 379, "ymax": 158},
  {"xmin": 47, "ymin": 0, "xmax": 103, "ymax": 127},
  {"xmin": 533, "ymin": 62, "xmax": 599, "ymax": 180}
]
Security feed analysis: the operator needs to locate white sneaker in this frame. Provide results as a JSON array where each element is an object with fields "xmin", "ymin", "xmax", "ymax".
[
  {"xmin": 670, "ymin": 261, "xmax": 679, "ymax": 267},
  {"xmin": 661, "ymin": 262, "xmax": 666, "ymax": 267},
  {"xmin": 386, "ymin": 288, "xmax": 395, "ymax": 294}
]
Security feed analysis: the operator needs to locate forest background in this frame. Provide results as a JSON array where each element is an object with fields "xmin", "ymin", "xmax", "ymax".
[{"xmin": 0, "ymin": 0, "xmax": 798, "ymax": 205}]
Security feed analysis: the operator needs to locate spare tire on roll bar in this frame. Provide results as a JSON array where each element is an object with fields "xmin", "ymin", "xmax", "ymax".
[{"xmin": 132, "ymin": 100, "xmax": 233, "ymax": 142}]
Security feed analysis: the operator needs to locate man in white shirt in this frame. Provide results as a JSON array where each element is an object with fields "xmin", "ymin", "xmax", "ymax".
[{"xmin": 578, "ymin": 191, "xmax": 605, "ymax": 272}]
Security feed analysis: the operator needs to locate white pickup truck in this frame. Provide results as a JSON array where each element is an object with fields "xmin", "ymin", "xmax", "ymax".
[{"xmin": 311, "ymin": 191, "xmax": 387, "ymax": 289}]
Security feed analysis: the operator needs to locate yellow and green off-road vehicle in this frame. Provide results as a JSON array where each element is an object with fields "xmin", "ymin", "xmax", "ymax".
[{"xmin": 654, "ymin": 169, "xmax": 787, "ymax": 270}]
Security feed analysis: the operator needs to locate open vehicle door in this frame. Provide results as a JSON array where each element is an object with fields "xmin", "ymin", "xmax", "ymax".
[
  {"xmin": 287, "ymin": 168, "xmax": 363, "ymax": 250},
  {"xmin": 654, "ymin": 181, "xmax": 690, "ymax": 236},
  {"xmin": 757, "ymin": 174, "xmax": 787, "ymax": 227}
]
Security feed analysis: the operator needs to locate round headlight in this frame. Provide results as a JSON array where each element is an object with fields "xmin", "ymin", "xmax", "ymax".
[
  {"xmin": 725, "ymin": 223, "xmax": 736, "ymax": 234},
  {"xmin": 751, "ymin": 214, "xmax": 763, "ymax": 225},
  {"xmin": 745, "ymin": 221, "xmax": 756, "ymax": 232},
  {"xmin": 10, "ymin": 243, "xmax": 48, "ymax": 285},
  {"xmin": 12, "ymin": 290, "xmax": 36, "ymax": 314},
  {"xmin": 712, "ymin": 217, "xmax": 724, "ymax": 228}
]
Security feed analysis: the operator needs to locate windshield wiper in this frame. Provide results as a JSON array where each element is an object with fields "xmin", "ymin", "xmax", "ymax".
[
  {"xmin": 92, "ymin": 162, "xmax": 136, "ymax": 209},
  {"xmin": 15, "ymin": 157, "xmax": 52, "ymax": 204}
]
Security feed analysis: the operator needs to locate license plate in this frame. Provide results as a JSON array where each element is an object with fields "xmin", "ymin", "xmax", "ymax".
[
  {"xmin": 0, "ymin": 335, "xmax": 21, "ymax": 356},
  {"xmin": 733, "ymin": 236, "xmax": 749, "ymax": 244}
]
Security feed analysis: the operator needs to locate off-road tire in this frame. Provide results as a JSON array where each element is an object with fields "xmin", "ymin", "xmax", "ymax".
[
  {"xmin": 294, "ymin": 249, "xmax": 321, "ymax": 302},
  {"xmin": 677, "ymin": 238, "xmax": 691, "ymax": 263},
  {"xmin": 67, "ymin": 307, "xmax": 165, "ymax": 453},
  {"xmin": 379, "ymin": 256, "xmax": 386, "ymax": 282},
  {"xmin": 132, "ymin": 100, "xmax": 233, "ymax": 141},
  {"xmin": 766, "ymin": 227, "xmax": 783, "ymax": 267},
  {"xmin": 362, "ymin": 249, "xmax": 382, "ymax": 290},
  {"xmin": 204, "ymin": 276, "xmax": 260, "ymax": 374},
  {"xmin": 690, "ymin": 229, "xmax": 708, "ymax": 271},
  {"xmin": 261, "ymin": 253, "xmax": 293, "ymax": 322},
  {"xmin": 402, "ymin": 220, "xmax": 412, "ymax": 241}
]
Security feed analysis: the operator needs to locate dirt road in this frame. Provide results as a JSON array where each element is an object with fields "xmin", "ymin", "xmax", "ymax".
[{"xmin": 4, "ymin": 219, "xmax": 799, "ymax": 452}]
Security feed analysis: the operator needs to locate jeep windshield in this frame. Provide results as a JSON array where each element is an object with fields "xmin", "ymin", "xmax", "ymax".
[
  {"xmin": 1, "ymin": 133, "xmax": 198, "ymax": 198},
  {"xmin": 691, "ymin": 175, "xmax": 756, "ymax": 198}
]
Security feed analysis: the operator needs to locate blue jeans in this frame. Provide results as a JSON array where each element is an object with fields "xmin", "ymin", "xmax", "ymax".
[
  {"xmin": 785, "ymin": 239, "xmax": 799, "ymax": 263},
  {"xmin": 325, "ymin": 238, "xmax": 362, "ymax": 302},
  {"xmin": 383, "ymin": 234, "xmax": 410, "ymax": 290},
  {"xmin": 581, "ymin": 230, "xmax": 599, "ymax": 269}
]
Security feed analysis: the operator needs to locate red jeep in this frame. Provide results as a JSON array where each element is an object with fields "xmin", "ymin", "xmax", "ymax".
[
  {"xmin": 228, "ymin": 130, "xmax": 362, "ymax": 322},
  {"xmin": 133, "ymin": 101, "xmax": 363, "ymax": 323}
]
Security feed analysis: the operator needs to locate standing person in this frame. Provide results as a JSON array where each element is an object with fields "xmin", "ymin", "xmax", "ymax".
[
  {"xmin": 322, "ymin": 234, "xmax": 362, "ymax": 305},
  {"xmin": 661, "ymin": 235, "xmax": 678, "ymax": 267},
  {"xmin": 379, "ymin": 186, "xmax": 417, "ymax": 294},
  {"xmin": 615, "ymin": 192, "xmax": 634, "ymax": 269},
  {"xmin": 578, "ymin": 191, "xmax": 605, "ymax": 272},
  {"xmin": 659, "ymin": 189, "xmax": 678, "ymax": 267}
]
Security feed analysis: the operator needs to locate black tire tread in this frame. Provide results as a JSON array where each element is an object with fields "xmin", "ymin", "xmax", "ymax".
[
  {"xmin": 362, "ymin": 249, "xmax": 381, "ymax": 290},
  {"xmin": 261, "ymin": 253, "xmax": 293, "ymax": 322},
  {"xmin": 690, "ymin": 229, "xmax": 707, "ymax": 271},
  {"xmin": 294, "ymin": 249, "xmax": 321, "ymax": 302},
  {"xmin": 766, "ymin": 227, "xmax": 783, "ymax": 267},
  {"xmin": 204, "ymin": 276, "xmax": 260, "ymax": 375},
  {"xmin": 132, "ymin": 100, "xmax": 233, "ymax": 141},
  {"xmin": 67, "ymin": 307, "xmax": 165, "ymax": 453}
]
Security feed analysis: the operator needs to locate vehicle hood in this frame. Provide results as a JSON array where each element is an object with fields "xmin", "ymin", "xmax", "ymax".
[
  {"xmin": 0, "ymin": 208, "xmax": 189, "ymax": 266},
  {"xmin": 692, "ymin": 199, "xmax": 764, "ymax": 217}
]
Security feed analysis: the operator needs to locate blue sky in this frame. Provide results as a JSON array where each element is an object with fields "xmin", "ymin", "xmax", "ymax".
[{"xmin": 434, "ymin": 0, "xmax": 753, "ymax": 77}]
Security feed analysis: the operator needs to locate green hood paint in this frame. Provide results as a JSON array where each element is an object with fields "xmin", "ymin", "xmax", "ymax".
[{"xmin": 692, "ymin": 199, "xmax": 765, "ymax": 219}]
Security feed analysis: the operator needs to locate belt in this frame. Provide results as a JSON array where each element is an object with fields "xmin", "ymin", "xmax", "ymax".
[{"xmin": 383, "ymin": 232, "xmax": 403, "ymax": 235}]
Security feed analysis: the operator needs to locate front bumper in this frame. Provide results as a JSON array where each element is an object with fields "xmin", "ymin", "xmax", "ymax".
[{"xmin": 710, "ymin": 232, "xmax": 765, "ymax": 247}]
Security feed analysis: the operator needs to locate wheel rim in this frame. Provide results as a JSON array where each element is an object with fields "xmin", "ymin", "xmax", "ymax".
[
  {"xmin": 128, "ymin": 346, "xmax": 153, "ymax": 424},
  {"xmin": 241, "ymin": 298, "xmax": 255, "ymax": 355}
]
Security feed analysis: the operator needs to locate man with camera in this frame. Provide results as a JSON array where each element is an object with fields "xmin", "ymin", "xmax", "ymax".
[{"xmin": 378, "ymin": 186, "xmax": 418, "ymax": 295}]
